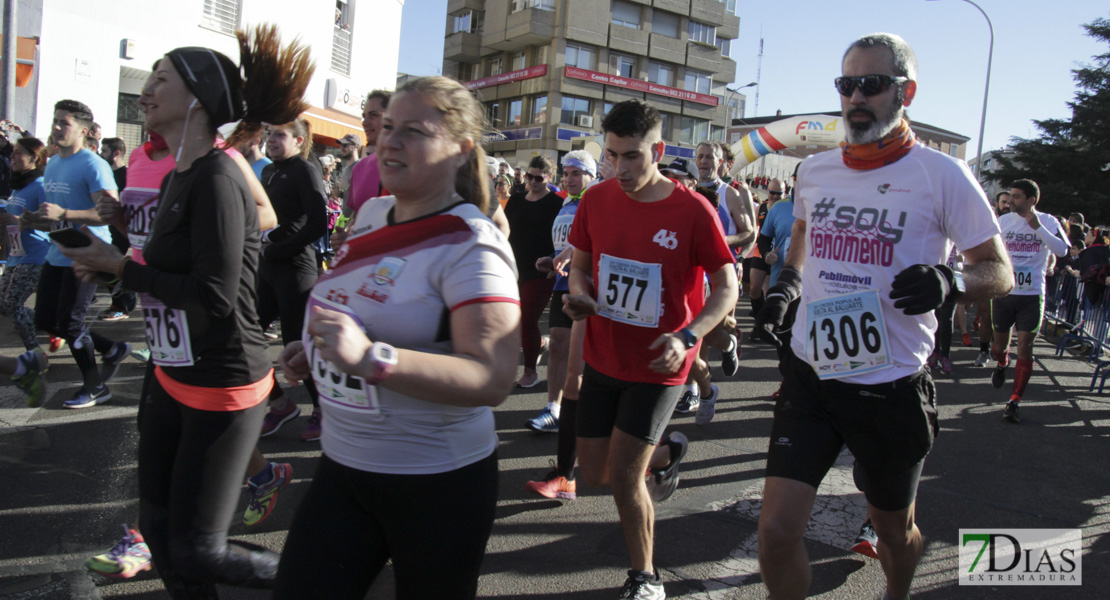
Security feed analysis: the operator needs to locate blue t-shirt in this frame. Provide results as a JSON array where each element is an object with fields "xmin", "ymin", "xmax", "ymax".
[
  {"xmin": 42, "ymin": 149, "xmax": 116, "ymax": 267},
  {"xmin": 760, "ymin": 199, "xmax": 795, "ymax": 286},
  {"xmin": 551, "ymin": 198, "xmax": 579, "ymax": 292},
  {"xmin": 5, "ymin": 178, "xmax": 50, "ymax": 266},
  {"xmin": 250, "ymin": 156, "xmax": 272, "ymax": 181}
]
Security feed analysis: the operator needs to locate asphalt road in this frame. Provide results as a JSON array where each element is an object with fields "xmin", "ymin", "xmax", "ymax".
[{"xmin": 1, "ymin": 294, "xmax": 1107, "ymax": 599}]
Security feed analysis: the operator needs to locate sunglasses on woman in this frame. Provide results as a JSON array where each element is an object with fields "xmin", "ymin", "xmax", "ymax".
[
  {"xmin": 833, "ymin": 75, "xmax": 909, "ymax": 97},
  {"xmin": 524, "ymin": 173, "xmax": 546, "ymax": 182}
]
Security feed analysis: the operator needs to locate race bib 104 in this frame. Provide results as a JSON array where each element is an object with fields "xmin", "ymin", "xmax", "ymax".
[{"xmin": 805, "ymin": 290, "xmax": 893, "ymax": 380}]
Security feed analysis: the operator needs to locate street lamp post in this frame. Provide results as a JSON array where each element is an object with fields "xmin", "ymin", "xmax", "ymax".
[
  {"xmin": 725, "ymin": 81, "xmax": 758, "ymax": 122},
  {"xmin": 928, "ymin": 0, "xmax": 993, "ymax": 180}
]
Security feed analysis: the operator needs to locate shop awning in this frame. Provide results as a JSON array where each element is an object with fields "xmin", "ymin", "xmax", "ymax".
[
  {"xmin": 0, "ymin": 35, "xmax": 38, "ymax": 88},
  {"xmin": 302, "ymin": 106, "xmax": 364, "ymax": 146}
]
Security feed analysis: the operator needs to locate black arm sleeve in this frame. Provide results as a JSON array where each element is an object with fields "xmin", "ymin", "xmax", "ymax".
[
  {"xmin": 264, "ymin": 162, "xmax": 328, "ymax": 261},
  {"xmin": 757, "ymin": 233, "xmax": 773, "ymax": 257},
  {"xmin": 122, "ymin": 173, "xmax": 246, "ymax": 318}
]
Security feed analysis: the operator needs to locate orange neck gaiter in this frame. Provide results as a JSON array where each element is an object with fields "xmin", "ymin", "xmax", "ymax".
[{"xmin": 840, "ymin": 118, "xmax": 916, "ymax": 170}]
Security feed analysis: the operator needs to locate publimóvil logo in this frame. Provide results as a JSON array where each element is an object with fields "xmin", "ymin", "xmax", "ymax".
[{"xmin": 959, "ymin": 529, "xmax": 1082, "ymax": 586}]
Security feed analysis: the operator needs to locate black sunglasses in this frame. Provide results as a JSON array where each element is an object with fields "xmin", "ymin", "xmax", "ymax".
[
  {"xmin": 768, "ymin": 191, "xmax": 783, "ymax": 196},
  {"xmin": 834, "ymin": 75, "xmax": 909, "ymax": 97},
  {"xmin": 524, "ymin": 173, "xmax": 546, "ymax": 182}
]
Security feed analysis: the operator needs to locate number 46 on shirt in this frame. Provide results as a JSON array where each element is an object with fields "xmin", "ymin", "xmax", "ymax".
[{"xmin": 652, "ymin": 229, "xmax": 678, "ymax": 250}]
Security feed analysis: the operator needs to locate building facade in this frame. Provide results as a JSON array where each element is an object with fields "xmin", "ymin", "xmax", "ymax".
[
  {"xmin": 11, "ymin": 0, "xmax": 402, "ymax": 159},
  {"xmin": 444, "ymin": 0, "xmax": 741, "ymax": 169}
]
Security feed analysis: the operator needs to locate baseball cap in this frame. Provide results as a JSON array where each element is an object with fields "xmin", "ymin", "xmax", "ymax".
[
  {"xmin": 661, "ymin": 158, "xmax": 697, "ymax": 181},
  {"xmin": 339, "ymin": 133, "xmax": 362, "ymax": 146}
]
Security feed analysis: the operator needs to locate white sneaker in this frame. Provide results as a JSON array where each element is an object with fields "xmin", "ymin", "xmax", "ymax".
[
  {"xmin": 617, "ymin": 570, "xmax": 665, "ymax": 599},
  {"xmin": 695, "ymin": 384, "xmax": 719, "ymax": 426},
  {"xmin": 974, "ymin": 351, "xmax": 990, "ymax": 367}
]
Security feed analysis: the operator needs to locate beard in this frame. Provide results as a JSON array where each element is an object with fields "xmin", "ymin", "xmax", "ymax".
[{"xmin": 844, "ymin": 92, "xmax": 904, "ymax": 145}]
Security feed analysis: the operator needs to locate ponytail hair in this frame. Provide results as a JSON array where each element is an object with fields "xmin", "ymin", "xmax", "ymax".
[
  {"xmin": 394, "ymin": 76, "xmax": 489, "ymax": 214},
  {"xmin": 225, "ymin": 24, "xmax": 315, "ymax": 151}
]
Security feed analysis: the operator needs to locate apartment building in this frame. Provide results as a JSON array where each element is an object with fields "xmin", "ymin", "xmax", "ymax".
[
  {"xmin": 443, "ymin": 0, "xmax": 742, "ymax": 168},
  {"xmin": 10, "ymin": 0, "xmax": 402, "ymax": 158}
]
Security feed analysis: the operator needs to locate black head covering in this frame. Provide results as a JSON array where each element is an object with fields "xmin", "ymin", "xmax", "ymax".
[{"xmin": 166, "ymin": 47, "xmax": 244, "ymax": 126}]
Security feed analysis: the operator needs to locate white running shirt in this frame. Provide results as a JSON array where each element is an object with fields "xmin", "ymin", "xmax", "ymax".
[
  {"xmin": 997, "ymin": 210, "xmax": 1069, "ymax": 296},
  {"xmin": 789, "ymin": 144, "xmax": 1000, "ymax": 384}
]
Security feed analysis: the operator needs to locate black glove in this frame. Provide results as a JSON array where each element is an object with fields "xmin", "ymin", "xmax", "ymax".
[
  {"xmin": 889, "ymin": 264, "xmax": 955, "ymax": 315},
  {"xmin": 754, "ymin": 266, "xmax": 802, "ymax": 347}
]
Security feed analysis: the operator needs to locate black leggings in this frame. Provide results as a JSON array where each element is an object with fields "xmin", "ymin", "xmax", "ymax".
[
  {"xmin": 933, "ymin": 297, "xmax": 957, "ymax": 357},
  {"xmin": 274, "ymin": 451, "xmax": 499, "ymax": 600},
  {"xmin": 138, "ymin": 377, "xmax": 279, "ymax": 599},
  {"xmin": 34, "ymin": 264, "xmax": 117, "ymax": 389},
  {"xmin": 257, "ymin": 260, "xmax": 318, "ymax": 405}
]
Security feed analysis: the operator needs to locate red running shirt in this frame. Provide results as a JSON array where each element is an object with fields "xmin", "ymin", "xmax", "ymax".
[{"xmin": 568, "ymin": 179, "xmax": 735, "ymax": 385}]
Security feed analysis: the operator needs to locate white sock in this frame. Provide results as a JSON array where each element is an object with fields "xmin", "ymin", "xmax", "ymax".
[
  {"xmin": 546, "ymin": 402, "xmax": 560, "ymax": 419},
  {"xmin": 725, "ymin": 335, "xmax": 736, "ymax": 352},
  {"xmin": 684, "ymin": 383, "xmax": 698, "ymax": 397}
]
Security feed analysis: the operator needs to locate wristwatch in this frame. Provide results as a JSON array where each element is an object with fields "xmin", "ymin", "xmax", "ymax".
[
  {"xmin": 366, "ymin": 341, "xmax": 398, "ymax": 385},
  {"xmin": 678, "ymin": 327, "xmax": 698, "ymax": 349}
]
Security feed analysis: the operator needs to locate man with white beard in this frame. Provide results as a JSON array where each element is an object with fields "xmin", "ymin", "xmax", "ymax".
[{"xmin": 752, "ymin": 33, "xmax": 1013, "ymax": 600}]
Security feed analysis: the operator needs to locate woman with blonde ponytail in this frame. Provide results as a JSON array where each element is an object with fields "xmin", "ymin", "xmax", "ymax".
[
  {"xmin": 273, "ymin": 75, "xmax": 520, "ymax": 599},
  {"xmin": 61, "ymin": 25, "xmax": 314, "ymax": 597}
]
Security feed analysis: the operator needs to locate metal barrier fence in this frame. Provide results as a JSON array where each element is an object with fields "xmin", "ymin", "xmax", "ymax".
[{"xmin": 1044, "ymin": 272, "xmax": 1110, "ymax": 392}]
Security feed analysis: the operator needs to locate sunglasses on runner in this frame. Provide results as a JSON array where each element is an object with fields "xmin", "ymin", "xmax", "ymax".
[
  {"xmin": 524, "ymin": 173, "xmax": 546, "ymax": 182},
  {"xmin": 834, "ymin": 75, "xmax": 909, "ymax": 97},
  {"xmin": 768, "ymin": 191, "xmax": 783, "ymax": 196}
]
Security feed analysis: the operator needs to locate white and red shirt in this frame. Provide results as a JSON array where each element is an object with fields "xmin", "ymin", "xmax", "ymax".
[
  {"xmin": 790, "ymin": 144, "xmax": 1000, "ymax": 384},
  {"xmin": 568, "ymin": 179, "xmax": 735, "ymax": 385},
  {"xmin": 998, "ymin": 210, "xmax": 1069, "ymax": 296},
  {"xmin": 309, "ymin": 197, "xmax": 519, "ymax": 475}
]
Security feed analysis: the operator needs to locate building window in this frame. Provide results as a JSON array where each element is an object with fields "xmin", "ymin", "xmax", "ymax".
[
  {"xmin": 604, "ymin": 102, "xmax": 614, "ymax": 116},
  {"xmin": 116, "ymin": 93, "xmax": 145, "ymax": 162},
  {"xmin": 200, "ymin": 0, "xmax": 240, "ymax": 36},
  {"xmin": 513, "ymin": 0, "xmax": 554, "ymax": 12},
  {"xmin": 688, "ymin": 21, "xmax": 716, "ymax": 46},
  {"xmin": 679, "ymin": 116, "xmax": 709, "ymax": 145},
  {"xmin": 508, "ymin": 99, "xmax": 523, "ymax": 126},
  {"xmin": 532, "ymin": 96, "xmax": 548, "ymax": 124},
  {"xmin": 610, "ymin": 53, "xmax": 636, "ymax": 78},
  {"xmin": 659, "ymin": 112, "xmax": 673, "ymax": 141},
  {"xmin": 489, "ymin": 57, "xmax": 503, "ymax": 77},
  {"xmin": 487, "ymin": 101, "xmax": 502, "ymax": 128},
  {"xmin": 648, "ymin": 62, "xmax": 674, "ymax": 87},
  {"xmin": 715, "ymin": 37, "xmax": 732, "ymax": 57},
  {"xmin": 561, "ymin": 95, "xmax": 591, "ymax": 125},
  {"xmin": 611, "ymin": 1, "xmax": 640, "ymax": 29},
  {"xmin": 458, "ymin": 62, "xmax": 478, "ymax": 81},
  {"xmin": 685, "ymin": 69, "xmax": 711, "ymax": 95},
  {"xmin": 512, "ymin": 51, "xmax": 526, "ymax": 71},
  {"xmin": 566, "ymin": 43, "xmax": 596, "ymax": 70},
  {"xmin": 651, "ymin": 10, "xmax": 679, "ymax": 38},
  {"xmin": 725, "ymin": 0, "xmax": 738, "ymax": 16},
  {"xmin": 453, "ymin": 10, "xmax": 483, "ymax": 34},
  {"xmin": 949, "ymin": 145, "xmax": 959, "ymax": 157},
  {"xmin": 331, "ymin": 0, "xmax": 354, "ymax": 75}
]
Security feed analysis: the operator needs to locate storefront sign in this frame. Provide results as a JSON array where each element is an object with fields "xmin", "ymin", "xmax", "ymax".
[
  {"xmin": 564, "ymin": 66, "xmax": 719, "ymax": 107},
  {"xmin": 466, "ymin": 65, "xmax": 548, "ymax": 90}
]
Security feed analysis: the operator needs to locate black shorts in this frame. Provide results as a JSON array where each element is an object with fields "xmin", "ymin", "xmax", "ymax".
[
  {"xmin": 765, "ymin": 350, "xmax": 939, "ymax": 511},
  {"xmin": 742, "ymin": 257, "xmax": 769, "ymax": 286},
  {"xmin": 549, "ymin": 290, "xmax": 573, "ymax": 330},
  {"xmin": 576, "ymin": 363, "xmax": 682, "ymax": 445},
  {"xmin": 991, "ymin": 294, "xmax": 1044, "ymax": 333}
]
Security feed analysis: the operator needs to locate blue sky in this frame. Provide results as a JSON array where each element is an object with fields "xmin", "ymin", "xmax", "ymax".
[{"xmin": 399, "ymin": 0, "xmax": 1108, "ymax": 156}]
